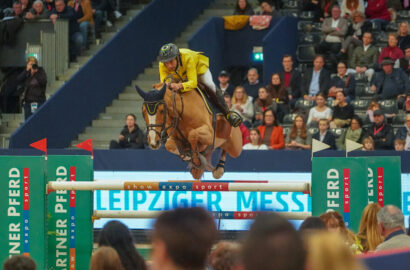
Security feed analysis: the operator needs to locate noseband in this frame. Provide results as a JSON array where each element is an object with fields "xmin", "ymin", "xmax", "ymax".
[{"xmin": 143, "ymin": 101, "xmax": 168, "ymax": 144}]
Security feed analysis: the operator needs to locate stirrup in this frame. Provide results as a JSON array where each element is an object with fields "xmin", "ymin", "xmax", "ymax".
[{"xmin": 226, "ymin": 111, "xmax": 242, "ymax": 127}]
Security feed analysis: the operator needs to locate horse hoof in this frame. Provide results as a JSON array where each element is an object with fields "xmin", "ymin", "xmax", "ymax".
[
  {"xmin": 191, "ymin": 167, "xmax": 205, "ymax": 180},
  {"xmin": 212, "ymin": 167, "xmax": 225, "ymax": 179}
]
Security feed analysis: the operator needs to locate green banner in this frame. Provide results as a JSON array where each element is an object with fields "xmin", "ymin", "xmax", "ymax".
[
  {"xmin": 0, "ymin": 156, "xmax": 47, "ymax": 269},
  {"xmin": 47, "ymin": 155, "xmax": 93, "ymax": 270},
  {"xmin": 359, "ymin": 156, "xmax": 401, "ymax": 208},
  {"xmin": 312, "ymin": 157, "xmax": 368, "ymax": 232}
]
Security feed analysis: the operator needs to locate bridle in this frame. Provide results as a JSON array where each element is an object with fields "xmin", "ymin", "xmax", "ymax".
[{"xmin": 143, "ymin": 100, "xmax": 168, "ymax": 144}]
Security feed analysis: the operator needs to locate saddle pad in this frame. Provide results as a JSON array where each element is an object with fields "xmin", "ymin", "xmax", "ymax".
[{"xmin": 195, "ymin": 87, "xmax": 222, "ymax": 116}]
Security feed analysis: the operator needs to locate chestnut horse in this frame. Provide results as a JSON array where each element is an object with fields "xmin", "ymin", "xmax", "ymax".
[{"xmin": 136, "ymin": 83, "xmax": 242, "ymax": 179}]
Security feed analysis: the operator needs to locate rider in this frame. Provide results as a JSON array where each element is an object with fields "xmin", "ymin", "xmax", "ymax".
[{"xmin": 158, "ymin": 43, "xmax": 243, "ymax": 127}]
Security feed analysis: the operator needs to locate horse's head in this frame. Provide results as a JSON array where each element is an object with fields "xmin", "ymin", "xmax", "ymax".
[{"xmin": 136, "ymin": 84, "xmax": 168, "ymax": 150}]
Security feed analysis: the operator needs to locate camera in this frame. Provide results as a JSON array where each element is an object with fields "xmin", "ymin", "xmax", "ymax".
[{"xmin": 31, "ymin": 64, "xmax": 38, "ymax": 70}]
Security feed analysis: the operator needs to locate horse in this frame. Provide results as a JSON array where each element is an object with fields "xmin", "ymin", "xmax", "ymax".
[{"xmin": 136, "ymin": 83, "xmax": 242, "ymax": 179}]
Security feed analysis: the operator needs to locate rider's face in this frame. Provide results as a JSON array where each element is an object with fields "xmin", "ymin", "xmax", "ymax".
[{"xmin": 164, "ymin": 58, "xmax": 177, "ymax": 71}]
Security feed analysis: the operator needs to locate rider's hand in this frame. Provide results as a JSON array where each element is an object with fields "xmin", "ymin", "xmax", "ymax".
[{"xmin": 170, "ymin": 83, "xmax": 183, "ymax": 91}]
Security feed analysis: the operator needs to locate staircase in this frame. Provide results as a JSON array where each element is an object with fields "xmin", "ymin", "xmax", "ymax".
[
  {"xmin": 72, "ymin": 0, "xmax": 243, "ymax": 149},
  {"xmin": 0, "ymin": 4, "xmax": 145, "ymax": 148}
]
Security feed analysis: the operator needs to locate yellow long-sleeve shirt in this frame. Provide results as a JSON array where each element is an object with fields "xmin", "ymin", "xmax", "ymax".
[{"xmin": 159, "ymin": 48, "xmax": 209, "ymax": 92}]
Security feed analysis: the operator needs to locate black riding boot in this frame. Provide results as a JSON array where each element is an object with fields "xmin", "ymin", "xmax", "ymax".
[{"xmin": 215, "ymin": 87, "xmax": 242, "ymax": 127}]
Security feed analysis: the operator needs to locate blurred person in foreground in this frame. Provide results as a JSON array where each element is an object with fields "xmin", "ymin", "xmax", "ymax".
[
  {"xmin": 151, "ymin": 207, "xmax": 218, "ymax": 270},
  {"xmin": 241, "ymin": 212, "xmax": 306, "ymax": 270},
  {"xmin": 356, "ymin": 203, "xmax": 383, "ymax": 252},
  {"xmin": 375, "ymin": 205, "xmax": 410, "ymax": 251},
  {"xmin": 299, "ymin": 216, "xmax": 327, "ymax": 235},
  {"xmin": 98, "ymin": 220, "xmax": 146, "ymax": 270},
  {"xmin": 306, "ymin": 232, "xmax": 367, "ymax": 270},
  {"xmin": 209, "ymin": 241, "xmax": 241, "ymax": 270},
  {"xmin": 90, "ymin": 246, "xmax": 124, "ymax": 270},
  {"xmin": 3, "ymin": 255, "xmax": 36, "ymax": 270}
]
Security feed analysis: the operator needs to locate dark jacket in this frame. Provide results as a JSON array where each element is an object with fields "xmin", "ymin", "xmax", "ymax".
[
  {"xmin": 119, "ymin": 124, "xmax": 145, "ymax": 149},
  {"xmin": 51, "ymin": 6, "xmax": 79, "ymax": 36},
  {"xmin": 279, "ymin": 69, "xmax": 302, "ymax": 99},
  {"xmin": 398, "ymin": 57, "xmax": 409, "ymax": 76},
  {"xmin": 301, "ymin": 68, "xmax": 331, "ymax": 96},
  {"xmin": 312, "ymin": 130, "xmax": 336, "ymax": 149},
  {"xmin": 243, "ymin": 81, "xmax": 263, "ymax": 100},
  {"xmin": 329, "ymin": 74, "xmax": 356, "ymax": 99},
  {"xmin": 395, "ymin": 126, "xmax": 409, "ymax": 140},
  {"xmin": 17, "ymin": 67, "xmax": 47, "ymax": 103},
  {"xmin": 365, "ymin": 122, "xmax": 394, "ymax": 149},
  {"xmin": 371, "ymin": 69, "xmax": 410, "ymax": 100},
  {"xmin": 0, "ymin": 17, "xmax": 24, "ymax": 46}
]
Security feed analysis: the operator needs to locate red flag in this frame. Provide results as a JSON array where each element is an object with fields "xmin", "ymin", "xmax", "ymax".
[
  {"xmin": 75, "ymin": 139, "xmax": 93, "ymax": 155},
  {"xmin": 30, "ymin": 138, "xmax": 47, "ymax": 154}
]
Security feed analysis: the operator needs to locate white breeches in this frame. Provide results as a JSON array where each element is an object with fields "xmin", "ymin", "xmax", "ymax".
[{"xmin": 198, "ymin": 69, "xmax": 216, "ymax": 92}]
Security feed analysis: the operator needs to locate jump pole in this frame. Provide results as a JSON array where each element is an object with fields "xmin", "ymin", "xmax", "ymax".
[
  {"xmin": 47, "ymin": 181, "xmax": 311, "ymax": 194},
  {"xmin": 93, "ymin": 210, "xmax": 312, "ymax": 220}
]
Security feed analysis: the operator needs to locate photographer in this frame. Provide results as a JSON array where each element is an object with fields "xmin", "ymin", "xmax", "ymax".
[{"xmin": 17, "ymin": 56, "xmax": 47, "ymax": 120}]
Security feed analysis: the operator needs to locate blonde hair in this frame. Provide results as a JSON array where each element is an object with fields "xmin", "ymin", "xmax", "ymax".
[
  {"xmin": 357, "ymin": 203, "xmax": 383, "ymax": 252},
  {"xmin": 232, "ymin": 86, "xmax": 248, "ymax": 105},
  {"xmin": 209, "ymin": 241, "xmax": 241, "ymax": 270},
  {"xmin": 90, "ymin": 247, "xmax": 124, "ymax": 270},
  {"xmin": 306, "ymin": 232, "xmax": 366, "ymax": 270},
  {"xmin": 362, "ymin": 136, "xmax": 374, "ymax": 151},
  {"xmin": 397, "ymin": 21, "xmax": 409, "ymax": 36},
  {"xmin": 27, "ymin": 56, "xmax": 38, "ymax": 65}
]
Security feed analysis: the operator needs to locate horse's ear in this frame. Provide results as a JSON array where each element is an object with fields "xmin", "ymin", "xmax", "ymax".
[
  {"xmin": 152, "ymin": 83, "xmax": 163, "ymax": 89},
  {"xmin": 159, "ymin": 83, "xmax": 167, "ymax": 98},
  {"xmin": 135, "ymin": 85, "xmax": 146, "ymax": 100}
]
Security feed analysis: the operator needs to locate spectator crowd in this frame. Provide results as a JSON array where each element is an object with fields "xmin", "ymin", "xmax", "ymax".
[{"xmin": 4, "ymin": 205, "xmax": 410, "ymax": 270}]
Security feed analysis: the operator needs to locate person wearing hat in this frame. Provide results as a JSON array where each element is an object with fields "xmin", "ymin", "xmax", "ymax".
[
  {"xmin": 158, "ymin": 43, "xmax": 242, "ymax": 127},
  {"xmin": 217, "ymin": 70, "xmax": 235, "ymax": 97},
  {"xmin": 364, "ymin": 109, "xmax": 394, "ymax": 149},
  {"xmin": 395, "ymin": 44, "xmax": 410, "ymax": 76},
  {"xmin": 371, "ymin": 57, "xmax": 410, "ymax": 100}
]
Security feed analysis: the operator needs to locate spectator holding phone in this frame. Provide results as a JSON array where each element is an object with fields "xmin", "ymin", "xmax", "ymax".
[{"xmin": 17, "ymin": 56, "xmax": 47, "ymax": 120}]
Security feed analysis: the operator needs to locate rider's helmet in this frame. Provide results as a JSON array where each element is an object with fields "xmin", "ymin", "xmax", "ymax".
[{"xmin": 158, "ymin": 43, "xmax": 179, "ymax": 63}]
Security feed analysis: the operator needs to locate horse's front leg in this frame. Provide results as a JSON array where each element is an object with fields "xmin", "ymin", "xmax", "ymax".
[
  {"xmin": 165, "ymin": 135, "xmax": 180, "ymax": 155},
  {"xmin": 188, "ymin": 125, "xmax": 213, "ymax": 166}
]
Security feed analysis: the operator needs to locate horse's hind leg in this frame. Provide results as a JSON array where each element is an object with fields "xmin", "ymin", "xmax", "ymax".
[{"xmin": 212, "ymin": 150, "xmax": 226, "ymax": 179}]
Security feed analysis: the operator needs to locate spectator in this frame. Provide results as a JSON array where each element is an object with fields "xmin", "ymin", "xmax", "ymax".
[
  {"xmin": 320, "ymin": 0, "xmax": 336, "ymax": 21},
  {"xmin": 217, "ymin": 70, "xmax": 235, "ymax": 97},
  {"xmin": 152, "ymin": 208, "xmax": 218, "ymax": 270},
  {"xmin": 17, "ymin": 56, "xmax": 47, "ymax": 120},
  {"xmin": 340, "ymin": 0, "xmax": 364, "ymax": 18},
  {"xmin": 242, "ymin": 68, "xmax": 263, "ymax": 100},
  {"xmin": 109, "ymin": 114, "xmax": 145, "ymax": 149},
  {"xmin": 406, "ymin": 93, "xmax": 410, "ymax": 113},
  {"xmin": 25, "ymin": 0, "xmax": 49, "ymax": 19},
  {"xmin": 306, "ymin": 232, "xmax": 366, "ymax": 270},
  {"xmin": 259, "ymin": 1, "xmax": 279, "ymax": 17},
  {"xmin": 12, "ymin": 1, "xmax": 23, "ymax": 17},
  {"xmin": 50, "ymin": 0, "xmax": 83, "ymax": 62},
  {"xmin": 90, "ymin": 246, "xmax": 124, "ymax": 270},
  {"xmin": 301, "ymin": 0, "xmax": 322, "ymax": 22},
  {"xmin": 365, "ymin": 100, "xmax": 381, "ymax": 123},
  {"xmin": 20, "ymin": 0, "xmax": 31, "ymax": 14},
  {"xmin": 233, "ymin": 0, "xmax": 254, "ymax": 15},
  {"xmin": 378, "ymin": 34, "xmax": 405, "ymax": 64},
  {"xmin": 328, "ymin": 61, "xmax": 356, "ymax": 102},
  {"xmin": 365, "ymin": 0, "xmax": 391, "ymax": 27},
  {"xmin": 285, "ymin": 114, "xmax": 312, "ymax": 149},
  {"xmin": 301, "ymin": 55, "xmax": 331, "ymax": 100},
  {"xmin": 330, "ymin": 91, "xmax": 354, "ymax": 128},
  {"xmin": 257, "ymin": 109, "xmax": 284, "ymax": 149},
  {"xmin": 279, "ymin": 55, "xmax": 302, "ymax": 108},
  {"xmin": 98, "ymin": 220, "xmax": 146, "ymax": 270},
  {"xmin": 375, "ymin": 205, "xmax": 410, "ymax": 251},
  {"xmin": 231, "ymin": 86, "xmax": 254, "ymax": 128},
  {"xmin": 395, "ymin": 44, "xmax": 410, "ymax": 75},
  {"xmin": 371, "ymin": 57, "xmax": 410, "ymax": 100},
  {"xmin": 356, "ymin": 203, "xmax": 383, "ymax": 252},
  {"xmin": 339, "ymin": 11, "xmax": 371, "ymax": 61},
  {"xmin": 394, "ymin": 138, "xmax": 406, "ymax": 150},
  {"xmin": 307, "ymin": 92, "xmax": 333, "ymax": 127},
  {"xmin": 266, "ymin": 73, "xmax": 289, "ymax": 122},
  {"xmin": 312, "ymin": 118, "xmax": 337, "ymax": 149},
  {"xmin": 0, "ymin": 67, "xmax": 24, "ymax": 113},
  {"xmin": 319, "ymin": 211, "xmax": 357, "ymax": 249},
  {"xmin": 3, "ymin": 255, "xmax": 36, "ymax": 270},
  {"xmin": 209, "ymin": 241, "xmax": 241, "ymax": 270},
  {"xmin": 241, "ymin": 213, "xmax": 306, "ymax": 270},
  {"xmin": 254, "ymin": 87, "xmax": 276, "ymax": 127},
  {"xmin": 395, "ymin": 114, "xmax": 410, "ymax": 150},
  {"xmin": 365, "ymin": 109, "xmax": 394, "ymax": 149},
  {"xmin": 224, "ymin": 94, "xmax": 250, "ymax": 144},
  {"xmin": 68, "ymin": 0, "xmax": 94, "ymax": 50},
  {"xmin": 336, "ymin": 115, "xmax": 364, "ymax": 149},
  {"xmin": 44, "ymin": 0, "xmax": 54, "ymax": 13},
  {"xmin": 315, "ymin": 5, "xmax": 348, "ymax": 70},
  {"xmin": 349, "ymin": 32, "xmax": 379, "ymax": 82},
  {"xmin": 397, "ymin": 21, "xmax": 410, "ymax": 51},
  {"xmin": 299, "ymin": 216, "xmax": 326, "ymax": 234},
  {"xmin": 243, "ymin": 128, "xmax": 269, "ymax": 149},
  {"xmin": 362, "ymin": 136, "xmax": 375, "ymax": 150}
]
